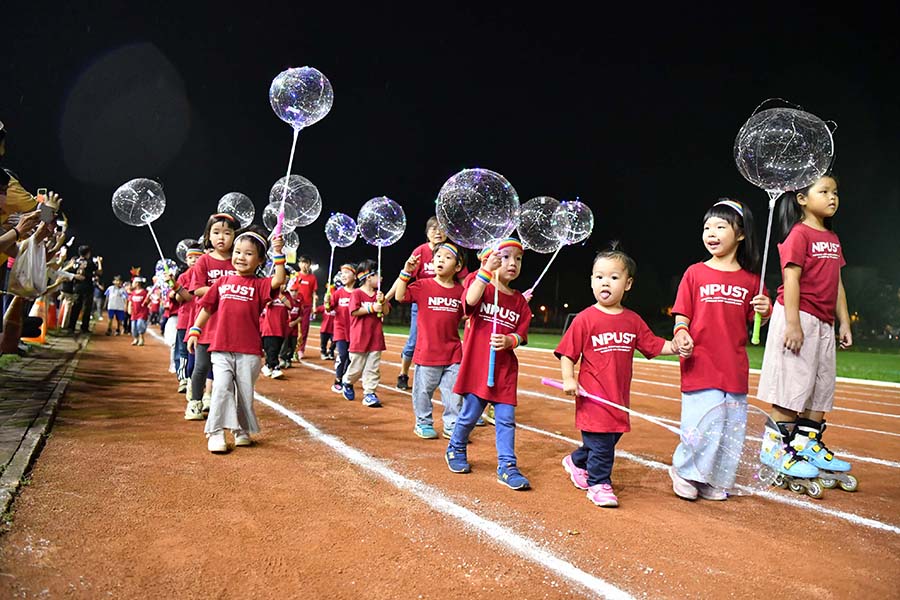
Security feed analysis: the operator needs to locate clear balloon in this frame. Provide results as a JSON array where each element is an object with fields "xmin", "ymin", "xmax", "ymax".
[
  {"xmin": 269, "ymin": 174, "xmax": 322, "ymax": 227},
  {"xmin": 175, "ymin": 238, "xmax": 198, "ymax": 263},
  {"xmin": 436, "ymin": 168, "xmax": 519, "ymax": 249},
  {"xmin": 262, "ymin": 201, "xmax": 299, "ymax": 234},
  {"xmin": 283, "ymin": 230, "xmax": 300, "ymax": 252},
  {"xmin": 269, "ymin": 67, "xmax": 334, "ymax": 130},
  {"xmin": 518, "ymin": 196, "xmax": 567, "ymax": 254},
  {"xmin": 734, "ymin": 107, "xmax": 834, "ymax": 194},
  {"xmin": 111, "ymin": 178, "xmax": 166, "ymax": 227},
  {"xmin": 552, "ymin": 200, "xmax": 593, "ymax": 245},
  {"xmin": 217, "ymin": 192, "xmax": 255, "ymax": 228},
  {"xmin": 325, "ymin": 213, "xmax": 358, "ymax": 248},
  {"xmin": 357, "ymin": 197, "xmax": 406, "ymax": 247}
]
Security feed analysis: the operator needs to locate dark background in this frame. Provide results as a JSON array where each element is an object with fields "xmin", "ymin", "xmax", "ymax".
[{"xmin": 4, "ymin": 4, "xmax": 899, "ymax": 331}]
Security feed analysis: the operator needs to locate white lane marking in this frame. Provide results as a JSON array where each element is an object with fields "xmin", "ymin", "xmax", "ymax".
[{"xmin": 254, "ymin": 392, "xmax": 634, "ymax": 600}]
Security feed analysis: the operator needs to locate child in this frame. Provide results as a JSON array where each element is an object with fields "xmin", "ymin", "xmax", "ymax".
[
  {"xmin": 260, "ymin": 285, "xmax": 293, "ymax": 379},
  {"xmin": 170, "ymin": 244, "xmax": 204, "ymax": 395},
  {"xmin": 342, "ymin": 259, "xmax": 389, "ymax": 407},
  {"xmin": 326, "ymin": 264, "xmax": 356, "ymax": 393},
  {"xmin": 444, "ymin": 238, "xmax": 532, "ymax": 490},
  {"xmin": 667, "ymin": 199, "xmax": 772, "ymax": 501},
  {"xmin": 187, "ymin": 227, "xmax": 286, "ymax": 452},
  {"xmin": 127, "ymin": 278, "xmax": 150, "ymax": 346},
  {"xmin": 104, "ymin": 276, "xmax": 128, "ymax": 336},
  {"xmin": 319, "ymin": 297, "xmax": 336, "ymax": 360},
  {"xmin": 757, "ymin": 174, "xmax": 854, "ymax": 491},
  {"xmin": 148, "ymin": 283, "xmax": 162, "ymax": 325},
  {"xmin": 280, "ymin": 288, "xmax": 303, "ymax": 369},
  {"xmin": 555, "ymin": 244, "xmax": 684, "ymax": 507},
  {"xmin": 185, "ymin": 212, "xmax": 239, "ymax": 420},
  {"xmin": 395, "ymin": 241, "xmax": 466, "ymax": 439},
  {"xmin": 289, "ymin": 255, "xmax": 318, "ymax": 358}
]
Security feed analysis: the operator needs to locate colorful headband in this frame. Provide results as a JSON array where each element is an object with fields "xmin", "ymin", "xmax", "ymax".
[
  {"xmin": 235, "ymin": 231, "xmax": 268, "ymax": 249},
  {"xmin": 434, "ymin": 242, "xmax": 461, "ymax": 258},
  {"xmin": 357, "ymin": 269, "xmax": 374, "ymax": 281},
  {"xmin": 494, "ymin": 238, "xmax": 524, "ymax": 253},
  {"xmin": 185, "ymin": 248, "xmax": 204, "ymax": 257},
  {"xmin": 340, "ymin": 264, "xmax": 358, "ymax": 273},
  {"xmin": 714, "ymin": 200, "xmax": 744, "ymax": 217},
  {"xmin": 477, "ymin": 246, "xmax": 493, "ymax": 261},
  {"xmin": 211, "ymin": 212, "xmax": 238, "ymax": 223}
]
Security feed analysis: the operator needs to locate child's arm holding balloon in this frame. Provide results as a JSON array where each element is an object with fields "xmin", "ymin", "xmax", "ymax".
[{"xmin": 466, "ymin": 251, "xmax": 502, "ymax": 307}]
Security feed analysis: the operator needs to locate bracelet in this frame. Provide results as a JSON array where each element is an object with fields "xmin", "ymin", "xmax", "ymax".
[
  {"xmin": 673, "ymin": 322, "xmax": 689, "ymax": 336},
  {"xmin": 399, "ymin": 270, "xmax": 412, "ymax": 283},
  {"xmin": 365, "ymin": 304, "xmax": 374, "ymax": 315},
  {"xmin": 13, "ymin": 228, "xmax": 21, "ymax": 241},
  {"xmin": 187, "ymin": 326, "xmax": 202, "ymax": 339},
  {"xmin": 509, "ymin": 333, "xmax": 523, "ymax": 349},
  {"xmin": 272, "ymin": 254, "xmax": 286, "ymax": 266},
  {"xmin": 476, "ymin": 268, "xmax": 493, "ymax": 284}
]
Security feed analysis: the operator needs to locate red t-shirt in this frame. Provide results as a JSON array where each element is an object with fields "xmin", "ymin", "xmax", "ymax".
[
  {"xmin": 175, "ymin": 271, "xmax": 194, "ymax": 330},
  {"xmin": 189, "ymin": 254, "xmax": 237, "ymax": 344},
  {"xmin": 776, "ymin": 223, "xmax": 845, "ymax": 324},
  {"xmin": 555, "ymin": 306, "xmax": 666, "ymax": 433},
  {"xmin": 199, "ymin": 275, "xmax": 275, "ymax": 354},
  {"xmin": 348, "ymin": 288, "xmax": 386, "ymax": 353},
  {"xmin": 673, "ymin": 262, "xmax": 760, "ymax": 394},
  {"xmin": 453, "ymin": 281, "xmax": 532, "ymax": 405},
  {"xmin": 129, "ymin": 289, "xmax": 150, "ymax": 321},
  {"xmin": 291, "ymin": 273, "xmax": 318, "ymax": 306},
  {"xmin": 321, "ymin": 305, "xmax": 335, "ymax": 335},
  {"xmin": 149, "ymin": 290, "xmax": 161, "ymax": 312},
  {"xmin": 400, "ymin": 278, "xmax": 464, "ymax": 366},
  {"xmin": 260, "ymin": 293, "xmax": 291, "ymax": 338},
  {"xmin": 330, "ymin": 287, "xmax": 353, "ymax": 342}
]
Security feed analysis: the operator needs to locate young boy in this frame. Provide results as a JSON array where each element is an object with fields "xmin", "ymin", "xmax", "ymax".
[
  {"xmin": 289, "ymin": 255, "xmax": 318, "ymax": 358},
  {"xmin": 342, "ymin": 259, "xmax": 389, "ymax": 408},
  {"xmin": 104, "ymin": 276, "xmax": 128, "ymax": 335},
  {"xmin": 128, "ymin": 278, "xmax": 150, "ymax": 346}
]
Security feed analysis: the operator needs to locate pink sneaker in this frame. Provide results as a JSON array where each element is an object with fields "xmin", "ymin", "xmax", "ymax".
[
  {"xmin": 586, "ymin": 483, "xmax": 618, "ymax": 508},
  {"xmin": 562, "ymin": 455, "xmax": 589, "ymax": 490},
  {"xmin": 668, "ymin": 466, "xmax": 699, "ymax": 501}
]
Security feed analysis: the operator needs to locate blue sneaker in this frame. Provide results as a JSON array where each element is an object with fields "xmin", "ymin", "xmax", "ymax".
[
  {"xmin": 362, "ymin": 393, "xmax": 382, "ymax": 408},
  {"xmin": 445, "ymin": 449, "xmax": 471, "ymax": 473},
  {"xmin": 342, "ymin": 384, "xmax": 355, "ymax": 401},
  {"xmin": 497, "ymin": 463, "xmax": 531, "ymax": 490},
  {"xmin": 475, "ymin": 416, "xmax": 486, "ymax": 427},
  {"xmin": 414, "ymin": 424, "xmax": 438, "ymax": 439}
]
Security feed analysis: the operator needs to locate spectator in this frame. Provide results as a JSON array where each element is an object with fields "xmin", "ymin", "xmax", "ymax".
[{"xmin": 67, "ymin": 245, "xmax": 102, "ymax": 335}]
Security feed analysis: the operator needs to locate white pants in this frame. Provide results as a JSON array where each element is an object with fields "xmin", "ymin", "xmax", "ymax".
[{"xmin": 205, "ymin": 352, "xmax": 262, "ymax": 435}]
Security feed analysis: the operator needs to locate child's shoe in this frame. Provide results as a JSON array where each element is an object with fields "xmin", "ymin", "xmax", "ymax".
[
  {"xmin": 177, "ymin": 379, "xmax": 188, "ymax": 394},
  {"xmin": 342, "ymin": 384, "xmax": 355, "ymax": 401},
  {"xmin": 233, "ymin": 430, "xmax": 252, "ymax": 447},
  {"xmin": 184, "ymin": 401, "xmax": 204, "ymax": 421},
  {"xmin": 105, "ymin": 329, "xmax": 112, "ymax": 336},
  {"xmin": 131, "ymin": 339, "xmax": 138, "ymax": 346},
  {"xmin": 207, "ymin": 431, "xmax": 228, "ymax": 453},
  {"xmin": 695, "ymin": 482, "xmax": 727, "ymax": 501},
  {"xmin": 320, "ymin": 353, "xmax": 329, "ymax": 360},
  {"xmin": 396, "ymin": 374, "xmax": 410, "ymax": 390},
  {"xmin": 497, "ymin": 463, "xmax": 531, "ymax": 490},
  {"xmin": 414, "ymin": 424, "xmax": 438, "ymax": 439},
  {"xmin": 330, "ymin": 381, "xmax": 343, "ymax": 394},
  {"xmin": 201, "ymin": 393, "xmax": 211, "ymax": 415},
  {"xmin": 586, "ymin": 483, "xmax": 618, "ymax": 507},
  {"xmin": 562, "ymin": 455, "xmax": 590, "ymax": 490},
  {"xmin": 261, "ymin": 365, "xmax": 272, "ymax": 377},
  {"xmin": 668, "ymin": 466, "xmax": 699, "ymax": 500},
  {"xmin": 271, "ymin": 368, "xmax": 284, "ymax": 379},
  {"xmin": 137, "ymin": 336, "xmax": 144, "ymax": 346},
  {"xmin": 445, "ymin": 449, "xmax": 471, "ymax": 473},
  {"xmin": 362, "ymin": 393, "xmax": 382, "ymax": 408}
]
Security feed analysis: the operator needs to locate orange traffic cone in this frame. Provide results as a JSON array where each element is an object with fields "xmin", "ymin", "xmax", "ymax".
[
  {"xmin": 47, "ymin": 302, "xmax": 58, "ymax": 329},
  {"xmin": 22, "ymin": 298, "xmax": 47, "ymax": 344}
]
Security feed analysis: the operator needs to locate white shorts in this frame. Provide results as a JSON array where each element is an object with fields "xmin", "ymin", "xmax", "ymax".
[{"xmin": 757, "ymin": 303, "xmax": 836, "ymax": 413}]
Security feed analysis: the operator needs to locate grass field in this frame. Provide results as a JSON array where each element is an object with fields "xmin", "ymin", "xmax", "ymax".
[{"xmin": 380, "ymin": 324, "xmax": 900, "ymax": 383}]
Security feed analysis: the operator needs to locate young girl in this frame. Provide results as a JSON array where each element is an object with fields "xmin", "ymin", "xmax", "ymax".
[
  {"xmin": 445, "ymin": 238, "xmax": 532, "ymax": 490},
  {"xmin": 326, "ymin": 264, "xmax": 356, "ymax": 393},
  {"xmin": 342, "ymin": 259, "xmax": 390, "ymax": 407},
  {"xmin": 289, "ymin": 255, "xmax": 318, "ymax": 358},
  {"xmin": 667, "ymin": 199, "xmax": 772, "ymax": 501},
  {"xmin": 187, "ymin": 227, "xmax": 285, "ymax": 452},
  {"xmin": 757, "ymin": 174, "xmax": 855, "ymax": 492},
  {"xmin": 260, "ymin": 284, "xmax": 293, "ymax": 379},
  {"xmin": 556, "ymin": 245, "xmax": 684, "ymax": 507},
  {"xmin": 184, "ymin": 213, "xmax": 239, "ymax": 420},
  {"xmin": 127, "ymin": 278, "xmax": 150, "ymax": 346},
  {"xmin": 279, "ymin": 287, "xmax": 303, "ymax": 369},
  {"xmin": 395, "ymin": 241, "xmax": 465, "ymax": 439},
  {"xmin": 170, "ymin": 243, "xmax": 204, "ymax": 394}
]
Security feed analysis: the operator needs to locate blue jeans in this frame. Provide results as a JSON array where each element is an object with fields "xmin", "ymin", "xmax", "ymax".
[
  {"xmin": 672, "ymin": 389, "xmax": 747, "ymax": 488},
  {"xmin": 334, "ymin": 339, "xmax": 350, "ymax": 382},
  {"xmin": 401, "ymin": 303, "xmax": 418, "ymax": 360},
  {"xmin": 412, "ymin": 363, "xmax": 462, "ymax": 429},
  {"xmin": 571, "ymin": 432, "xmax": 623, "ymax": 486},
  {"xmin": 448, "ymin": 394, "xmax": 517, "ymax": 467},
  {"xmin": 131, "ymin": 319, "xmax": 147, "ymax": 336}
]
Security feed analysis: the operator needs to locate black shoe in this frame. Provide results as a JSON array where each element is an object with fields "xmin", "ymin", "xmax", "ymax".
[
  {"xmin": 397, "ymin": 374, "xmax": 410, "ymax": 390},
  {"xmin": 106, "ymin": 329, "xmax": 112, "ymax": 336}
]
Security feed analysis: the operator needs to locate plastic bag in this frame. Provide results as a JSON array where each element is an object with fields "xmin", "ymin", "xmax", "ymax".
[{"xmin": 8, "ymin": 237, "xmax": 48, "ymax": 299}]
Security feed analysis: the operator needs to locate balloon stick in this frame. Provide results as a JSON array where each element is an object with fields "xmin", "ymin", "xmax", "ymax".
[
  {"xmin": 487, "ymin": 267, "xmax": 500, "ymax": 387},
  {"xmin": 146, "ymin": 222, "xmax": 170, "ymax": 275},
  {"xmin": 752, "ymin": 190, "xmax": 779, "ymax": 344},
  {"xmin": 525, "ymin": 244, "xmax": 562, "ymax": 297},
  {"xmin": 327, "ymin": 245, "xmax": 336, "ymax": 289},
  {"xmin": 274, "ymin": 127, "xmax": 300, "ymax": 237}
]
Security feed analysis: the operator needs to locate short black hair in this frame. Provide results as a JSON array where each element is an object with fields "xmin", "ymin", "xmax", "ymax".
[
  {"xmin": 78, "ymin": 245, "xmax": 92, "ymax": 257},
  {"xmin": 298, "ymin": 255, "xmax": 311, "ymax": 264},
  {"xmin": 593, "ymin": 241, "xmax": 636, "ymax": 278}
]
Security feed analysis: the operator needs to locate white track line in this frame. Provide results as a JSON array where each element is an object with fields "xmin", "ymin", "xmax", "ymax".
[{"xmin": 254, "ymin": 392, "xmax": 634, "ymax": 600}]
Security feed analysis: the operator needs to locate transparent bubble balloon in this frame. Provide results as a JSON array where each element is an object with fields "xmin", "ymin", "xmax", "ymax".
[
  {"xmin": 111, "ymin": 178, "xmax": 166, "ymax": 226},
  {"xmin": 155, "ymin": 258, "xmax": 177, "ymax": 276},
  {"xmin": 263, "ymin": 201, "xmax": 299, "ymax": 234},
  {"xmin": 518, "ymin": 196, "xmax": 567, "ymax": 254},
  {"xmin": 269, "ymin": 67, "xmax": 334, "ymax": 130},
  {"xmin": 283, "ymin": 230, "xmax": 300, "ymax": 252},
  {"xmin": 552, "ymin": 200, "xmax": 594, "ymax": 245},
  {"xmin": 357, "ymin": 196, "xmax": 406, "ymax": 247},
  {"xmin": 269, "ymin": 174, "xmax": 321, "ymax": 227},
  {"xmin": 217, "ymin": 192, "xmax": 255, "ymax": 228},
  {"xmin": 175, "ymin": 238, "xmax": 198, "ymax": 263},
  {"xmin": 734, "ymin": 107, "xmax": 834, "ymax": 194},
  {"xmin": 325, "ymin": 213, "xmax": 358, "ymax": 248},
  {"xmin": 436, "ymin": 168, "xmax": 519, "ymax": 249}
]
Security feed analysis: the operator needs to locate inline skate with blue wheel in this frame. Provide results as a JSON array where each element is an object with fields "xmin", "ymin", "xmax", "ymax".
[
  {"xmin": 790, "ymin": 419, "xmax": 858, "ymax": 492},
  {"xmin": 760, "ymin": 422, "xmax": 824, "ymax": 499}
]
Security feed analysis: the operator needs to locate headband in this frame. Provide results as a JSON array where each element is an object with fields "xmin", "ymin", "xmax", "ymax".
[
  {"xmin": 185, "ymin": 248, "xmax": 204, "ymax": 257},
  {"xmin": 235, "ymin": 231, "xmax": 268, "ymax": 249},
  {"xmin": 210, "ymin": 212, "xmax": 238, "ymax": 223},
  {"xmin": 714, "ymin": 200, "xmax": 744, "ymax": 217},
  {"xmin": 494, "ymin": 238, "xmax": 524, "ymax": 253},
  {"xmin": 357, "ymin": 269, "xmax": 374, "ymax": 282},
  {"xmin": 340, "ymin": 264, "xmax": 357, "ymax": 274},
  {"xmin": 477, "ymin": 246, "xmax": 493, "ymax": 261},
  {"xmin": 434, "ymin": 242, "xmax": 461, "ymax": 258}
]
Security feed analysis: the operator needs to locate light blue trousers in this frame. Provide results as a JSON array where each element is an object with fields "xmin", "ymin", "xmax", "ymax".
[{"xmin": 672, "ymin": 389, "xmax": 747, "ymax": 488}]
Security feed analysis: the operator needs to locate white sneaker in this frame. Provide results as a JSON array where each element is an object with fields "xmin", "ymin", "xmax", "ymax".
[
  {"xmin": 201, "ymin": 394, "xmax": 211, "ymax": 414},
  {"xmin": 207, "ymin": 431, "xmax": 227, "ymax": 453},
  {"xmin": 233, "ymin": 430, "xmax": 252, "ymax": 447},
  {"xmin": 271, "ymin": 369, "xmax": 284, "ymax": 379},
  {"xmin": 320, "ymin": 353, "xmax": 328, "ymax": 360},
  {"xmin": 177, "ymin": 379, "xmax": 188, "ymax": 394},
  {"xmin": 695, "ymin": 482, "xmax": 728, "ymax": 501},
  {"xmin": 184, "ymin": 401, "xmax": 204, "ymax": 421},
  {"xmin": 261, "ymin": 365, "xmax": 272, "ymax": 377},
  {"xmin": 668, "ymin": 466, "xmax": 698, "ymax": 500}
]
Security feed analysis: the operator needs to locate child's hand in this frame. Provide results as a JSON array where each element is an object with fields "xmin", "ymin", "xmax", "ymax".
[
  {"xmin": 523, "ymin": 289, "xmax": 534, "ymax": 301},
  {"xmin": 376, "ymin": 291, "xmax": 385, "ymax": 304},
  {"xmin": 404, "ymin": 254, "xmax": 420, "ymax": 273},
  {"xmin": 562, "ymin": 376, "xmax": 578, "ymax": 396},
  {"xmin": 839, "ymin": 321, "xmax": 853, "ymax": 349},
  {"xmin": 783, "ymin": 322, "xmax": 804, "ymax": 354},
  {"xmin": 271, "ymin": 235, "xmax": 285, "ymax": 254},
  {"xmin": 186, "ymin": 336, "xmax": 197, "ymax": 354},
  {"xmin": 673, "ymin": 329, "xmax": 693, "ymax": 356},
  {"xmin": 381, "ymin": 301, "xmax": 391, "ymax": 316},
  {"xmin": 751, "ymin": 294, "xmax": 772, "ymax": 316},
  {"xmin": 490, "ymin": 333, "xmax": 512, "ymax": 351},
  {"xmin": 484, "ymin": 252, "xmax": 502, "ymax": 273},
  {"xmin": 373, "ymin": 301, "xmax": 383, "ymax": 314}
]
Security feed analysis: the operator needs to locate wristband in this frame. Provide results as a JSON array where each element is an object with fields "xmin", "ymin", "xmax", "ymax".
[
  {"xmin": 366, "ymin": 304, "xmax": 374, "ymax": 315},
  {"xmin": 476, "ymin": 268, "xmax": 493, "ymax": 284},
  {"xmin": 509, "ymin": 333, "xmax": 523, "ymax": 349},
  {"xmin": 673, "ymin": 322, "xmax": 689, "ymax": 336},
  {"xmin": 187, "ymin": 326, "xmax": 202, "ymax": 339},
  {"xmin": 272, "ymin": 254, "xmax": 286, "ymax": 266},
  {"xmin": 399, "ymin": 270, "xmax": 412, "ymax": 283}
]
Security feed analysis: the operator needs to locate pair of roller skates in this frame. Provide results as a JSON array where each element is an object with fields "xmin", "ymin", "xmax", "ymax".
[{"xmin": 760, "ymin": 419, "xmax": 858, "ymax": 499}]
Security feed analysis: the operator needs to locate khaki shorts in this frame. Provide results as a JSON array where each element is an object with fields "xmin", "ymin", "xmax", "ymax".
[{"xmin": 757, "ymin": 303, "xmax": 836, "ymax": 413}]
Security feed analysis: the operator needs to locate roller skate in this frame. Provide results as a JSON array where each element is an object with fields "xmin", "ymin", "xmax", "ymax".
[
  {"xmin": 790, "ymin": 419, "xmax": 858, "ymax": 492},
  {"xmin": 759, "ymin": 422, "xmax": 824, "ymax": 499}
]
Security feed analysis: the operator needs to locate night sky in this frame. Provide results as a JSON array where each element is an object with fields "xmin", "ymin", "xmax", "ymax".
[{"xmin": 4, "ymin": 5, "xmax": 899, "ymax": 322}]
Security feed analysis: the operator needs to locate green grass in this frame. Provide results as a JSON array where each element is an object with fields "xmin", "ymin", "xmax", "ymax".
[
  {"xmin": 0, "ymin": 354, "xmax": 22, "ymax": 370},
  {"xmin": 379, "ymin": 324, "xmax": 900, "ymax": 383}
]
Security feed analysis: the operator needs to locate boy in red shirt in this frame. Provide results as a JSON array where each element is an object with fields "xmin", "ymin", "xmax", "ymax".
[
  {"xmin": 342, "ymin": 259, "xmax": 389, "ymax": 407},
  {"xmin": 127, "ymin": 278, "xmax": 150, "ymax": 347},
  {"xmin": 326, "ymin": 264, "xmax": 356, "ymax": 393},
  {"xmin": 279, "ymin": 287, "xmax": 303, "ymax": 369},
  {"xmin": 289, "ymin": 255, "xmax": 318, "ymax": 358},
  {"xmin": 260, "ymin": 286, "xmax": 293, "ymax": 379}
]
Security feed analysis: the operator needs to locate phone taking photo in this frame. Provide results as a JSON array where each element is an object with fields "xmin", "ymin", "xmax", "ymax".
[{"xmin": 40, "ymin": 202, "xmax": 56, "ymax": 224}]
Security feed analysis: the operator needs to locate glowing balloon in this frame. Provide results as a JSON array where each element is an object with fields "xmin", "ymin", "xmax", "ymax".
[
  {"xmin": 111, "ymin": 178, "xmax": 166, "ymax": 226},
  {"xmin": 325, "ymin": 213, "xmax": 358, "ymax": 248},
  {"xmin": 436, "ymin": 168, "xmax": 519, "ymax": 249},
  {"xmin": 269, "ymin": 175, "xmax": 321, "ymax": 227},
  {"xmin": 357, "ymin": 197, "xmax": 406, "ymax": 247},
  {"xmin": 269, "ymin": 67, "xmax": 334, "ymax": 130},
  {"xmin": 518, "ymin": 196, "xmax": 567, "ymax": 254},
  {"xmin": 217, "ymin": 192, "xmax": 255, "ymax": 228},
  {"xmin": 552, "ymin": 200, "xmax": 593, "ymax": 245},
  {"xmin": 283, "ymin": 230, "xmax": 300, "ymax": 252},
  {"xmin": 734, "ymin": 107, "xmax": 833, "ymax": 194},
  {"xmin": 175, "ymin": 238, "xmax": 198, "ymax": 263},
  {"xmin": 263, "ymin": 201, "xmax": 299, "ymax": 234}
]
